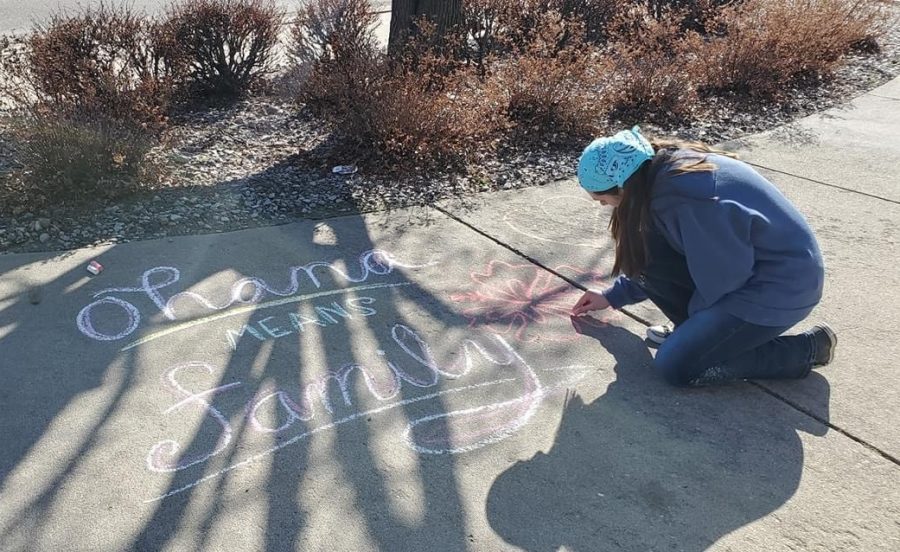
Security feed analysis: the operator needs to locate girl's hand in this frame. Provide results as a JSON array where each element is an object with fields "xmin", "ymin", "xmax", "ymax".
[{"xmin": 571, "ymin": 291, "xmax": 611, "ymax": 316}]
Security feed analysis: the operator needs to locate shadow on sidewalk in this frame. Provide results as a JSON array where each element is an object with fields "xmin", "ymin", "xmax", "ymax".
[
  {"xmin": 487, "ymin": 322, "xmax": 831, "ymax": 552},
  {"xmin": 124, "ymin": 210, "xmax": 475, "ymax": 551},
  {"xmin": 0, "ymin": 245, "xmax": 143, "ymax": 544}
]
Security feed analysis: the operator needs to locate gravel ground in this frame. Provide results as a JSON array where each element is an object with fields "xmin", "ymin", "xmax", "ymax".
[{"xmin": 1, "ymin": 13, "xmax": 899, "ymax": 255}]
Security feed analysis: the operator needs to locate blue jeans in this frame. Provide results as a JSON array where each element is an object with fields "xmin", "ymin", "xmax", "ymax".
[{"xmin": 637, "ymin": 229, "xmax": 816, "ymax": 386}]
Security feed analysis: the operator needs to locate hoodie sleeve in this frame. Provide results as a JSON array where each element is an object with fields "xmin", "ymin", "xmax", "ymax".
[
  {"xmin": 656, "ymin": 199, "xmax": 757, "ymax": 311},
  {"xmin": 602, "ymin": 274, "xmax": 649, "ymax": 309}
]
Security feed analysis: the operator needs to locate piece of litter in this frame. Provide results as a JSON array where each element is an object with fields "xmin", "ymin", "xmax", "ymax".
[
  {"xmin": 332, "ymin": 164, "xmax": 358, "ymax": 176},
  {"xmin": 86, "ymin": 260, "xmax": 104, "ymax": 275}
]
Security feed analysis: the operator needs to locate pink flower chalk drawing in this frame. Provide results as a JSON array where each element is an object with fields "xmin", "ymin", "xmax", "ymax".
[{"xmin": 449, "ymin": 261, "xmax": 619, "ymax": 342}]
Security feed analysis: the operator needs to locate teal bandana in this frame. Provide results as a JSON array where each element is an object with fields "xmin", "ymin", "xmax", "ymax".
[{"xmin": 577, "ymin": 126, "xmax": 655, "ymax": 192}]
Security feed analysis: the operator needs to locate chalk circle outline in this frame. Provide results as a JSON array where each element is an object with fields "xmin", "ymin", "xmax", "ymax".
[
  {"xmin": 77, "ymin": 296, "xmax": 141, "ymax": 341},
  {"xmin": 502, "ymin": 195, "xmax": 606, "ymax": 249},
  {"xmin": 403, "ymin": 391, "xmax": 540, "ymax": 455}
]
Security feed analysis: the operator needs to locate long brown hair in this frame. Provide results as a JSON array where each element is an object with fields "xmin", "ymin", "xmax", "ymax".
[{"xmin": 609, "ymin": 139, "xmax": 738, "ymax": 278}]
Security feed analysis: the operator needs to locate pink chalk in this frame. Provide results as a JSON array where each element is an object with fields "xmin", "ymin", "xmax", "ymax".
[{"xmin": 86, "ymin": 260, "xmax": 104, "ymax": 275}]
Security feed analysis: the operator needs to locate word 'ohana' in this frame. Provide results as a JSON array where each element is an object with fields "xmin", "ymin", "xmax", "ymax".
[{"xmin": 76, "ymin": 250, "xmax": 431, "ymax": 342}]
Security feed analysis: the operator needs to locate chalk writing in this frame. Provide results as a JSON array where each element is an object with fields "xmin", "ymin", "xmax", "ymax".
[
  {"xmin": 503, "ymin": 195, "xmax": 606, "ymax": 249},
  {"xmin": 145, "ymin": 325, "xmax": 592, "ymax": 501},
  {"xmin": 76, "ymin": 250, "xmax": 433, "ymax": 342},
  {"xmin": 148, "ymin": 362, "xmax": 242, "ymax": 472},
  {"xmin": 122, "ymin": 283, "xmax": 409, "ymax": 352},
  {"xmin": 76, "ymin": 296, "xmax": 141, "ymax": 341},
  {"xmin": 450, "ymin": 260, "xmax": 619, "ymax": 342},
  {"xmin": 74, "ymin": 248, "xmax": 606, "ymax": 503},
  {"xmin": 225, "ymin": 296, "xmax": 379, "ymax": 350}
]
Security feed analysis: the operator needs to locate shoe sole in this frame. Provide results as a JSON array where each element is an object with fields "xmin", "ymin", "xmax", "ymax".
[
  {"xmin": 645, "ymin": 327, "xmax": 671, "ymax": 346},
  {"xmin": 816, "ymin": 323, "xmax": 838, "ymax": 365}
]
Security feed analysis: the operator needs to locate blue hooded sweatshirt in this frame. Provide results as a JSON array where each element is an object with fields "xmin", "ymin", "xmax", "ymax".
[{"xmin": 602, "ymin": 152, "xmax": 825, "ymax": 327}]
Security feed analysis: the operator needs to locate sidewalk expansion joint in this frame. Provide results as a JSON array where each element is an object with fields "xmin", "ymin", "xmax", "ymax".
[
  {"xmin": 747, "ymin": 162, "xmax": 900, "ymax": 206},
  {"xmin": 750, "ymin": 381, "xmax": 900, "ymax": 469},
  {"xmin": 870, "ymin": 93, "xmax": 900, "ymax": 102}
]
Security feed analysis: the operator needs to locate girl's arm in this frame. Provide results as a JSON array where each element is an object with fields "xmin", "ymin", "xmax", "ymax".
[{"xmin": 602, "ymin": 274, "xmax": 649, "ymax": 309}]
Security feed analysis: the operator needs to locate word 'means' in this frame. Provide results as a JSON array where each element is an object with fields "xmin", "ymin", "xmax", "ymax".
[{"xmin": 225, "ymin": 297, "xmax": 377, "ymax": 350}]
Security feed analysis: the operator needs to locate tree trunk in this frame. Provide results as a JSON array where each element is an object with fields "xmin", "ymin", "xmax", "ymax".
[{"xmin": 388, "ymin": 0, "xmax": 464, "ymax": 55}]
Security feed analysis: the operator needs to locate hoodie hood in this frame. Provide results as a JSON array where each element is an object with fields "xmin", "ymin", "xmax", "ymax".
[{"xmin": 650, "ymin": 150, "xmax": 720, "ymax": 208}]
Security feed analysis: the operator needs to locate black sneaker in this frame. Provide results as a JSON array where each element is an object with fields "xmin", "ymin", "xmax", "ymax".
[{"xmin": 808, "ymin": 323, "xmax": 837, "ymax": 367}]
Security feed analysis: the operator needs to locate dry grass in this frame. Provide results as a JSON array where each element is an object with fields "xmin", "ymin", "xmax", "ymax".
[{"xmin": 4, "ymin": 116, "xmax": 158, "ymax": 208}]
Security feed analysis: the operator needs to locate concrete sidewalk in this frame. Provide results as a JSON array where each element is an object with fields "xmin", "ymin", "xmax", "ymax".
[{"xmin": 1, "ymin": 79, "xmax": 899, "ymax": 551}]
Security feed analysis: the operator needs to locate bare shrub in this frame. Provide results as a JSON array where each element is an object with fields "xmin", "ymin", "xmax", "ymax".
[
  {"xmin": 160, "ymin": 0, "xmax": 282, "ymax": 98},
  {"xmin": 282, "ymin": 0, "xmax": 379, "ymax": 96},
  {"xmin": 297, "ymin": 0, "xmax": 383, "ymax": 117},
  {"xmin": 0, "ymin": 3, "xmax": 175, "ymax": 133},
  {"xmin": 0, "ymin": 3, "xmax": 173, "ymax": 207},
  {"xmin": 702, "ymin": 0, "xmax": 890, "ymax": 98},
  {"xmin": 299, "ymin": 39, "xmax": 382, "ymax": 129},
  {"xmin": 289, "ymin": 0, "xmax": 379, "ymax": 70},
  {"xmin": 486, "ymin": 11, "xmax": 609, "ymax": 137},
  {"xmin": 463, "ymin": 0, "xmax": 536, "ymax": 65},
  {"xmin": 463, "ymin": 0, "xmax": 511, "ymax": 70},
  {"xmin": 463, "ymin": 0, "xmax": 591, "ymax": 60},
  {"xmin": 604, "ymin": 5, "xmax": 704, "ymax": 122},
  {"xmin": 306, "ymin": 59, "xmax": 504, "ymax": 171},
  {"xmin": 553, "ymin": 0, "xmax": 624, "ymax": 43},
  {"xmin": 645, "ymin": 0, "xmax": 737, "ymax": 32},
  {"xmin": 299, "ymin": 14, "xmax": 505, "ymax": 172},
  {"xmin": 364, "ymin": 67, "xmax": 504, "ymax": 171}
]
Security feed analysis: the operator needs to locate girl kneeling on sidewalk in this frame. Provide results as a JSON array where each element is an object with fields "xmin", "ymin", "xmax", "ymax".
[{"xmin": 570, "ymin": 127, "xmax": 836, "ymax": 387}]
